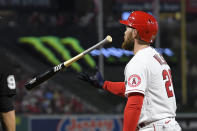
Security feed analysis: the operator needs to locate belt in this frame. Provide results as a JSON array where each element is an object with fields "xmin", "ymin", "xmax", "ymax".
[
  {"xmin": 138, "ymin": 122, "xmax": 149, "ymax": 128},
  {"xmin": 137, "ymin": 117, "xmax": 174, "ymax": 129}
]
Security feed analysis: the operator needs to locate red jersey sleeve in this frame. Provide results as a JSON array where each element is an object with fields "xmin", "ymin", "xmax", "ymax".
[
  {"xmin": 102, "ymin": 81, "xmax": 125, "ymax": 97},
  {"xmin": 123, "ymin": 93, "xmax": 144, "ymax": 131}
]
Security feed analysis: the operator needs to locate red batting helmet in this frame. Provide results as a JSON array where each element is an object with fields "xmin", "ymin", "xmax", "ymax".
[{"xmin": 120, "ymin": 11, "xmax": 158, "ymax": 43}]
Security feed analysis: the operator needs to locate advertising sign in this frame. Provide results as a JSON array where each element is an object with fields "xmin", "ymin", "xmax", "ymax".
[{"xmin": 30, "ymin": 115, "xmax": 123, "ymax": 131}]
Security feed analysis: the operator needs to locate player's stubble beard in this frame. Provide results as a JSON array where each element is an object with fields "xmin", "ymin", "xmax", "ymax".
[{"xmin": 121, "ymin": 32, "xmax": 134, "ymax": 51}]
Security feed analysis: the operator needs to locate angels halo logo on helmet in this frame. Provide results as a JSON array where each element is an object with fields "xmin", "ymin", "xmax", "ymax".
[{"xmin": 119, "ymin": 11, "xmax": 158, "ymax": 43}]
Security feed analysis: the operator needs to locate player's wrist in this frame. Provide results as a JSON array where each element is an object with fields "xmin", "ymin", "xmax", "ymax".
[{"xmin": 102, "ymin": 81, "xmax": 109, "ymax": 90}]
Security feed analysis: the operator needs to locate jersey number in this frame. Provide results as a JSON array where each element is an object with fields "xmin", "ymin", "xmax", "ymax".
[
  {"xmin": 7, "ymin": 75, "xmax": 16, "ymax": 89},
  {"xmin": 162, "ymin": 69, "xmax": 173, "ymax": 98}
]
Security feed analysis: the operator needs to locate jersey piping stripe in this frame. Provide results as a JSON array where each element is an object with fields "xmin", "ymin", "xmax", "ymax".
[{"xmin": 126, "ymin": 89, "xmax": 145, "ymax": 93}]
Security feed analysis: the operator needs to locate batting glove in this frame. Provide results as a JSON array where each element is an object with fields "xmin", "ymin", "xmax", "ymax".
[{"xmin": 78, "ymin": 70, "xmax": 104, "ymax": 89}]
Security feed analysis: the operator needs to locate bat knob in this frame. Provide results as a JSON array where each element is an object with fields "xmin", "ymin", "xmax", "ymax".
[{"xmin": 106, "ymin": 35, "xmax": 112, "ymax": 43}]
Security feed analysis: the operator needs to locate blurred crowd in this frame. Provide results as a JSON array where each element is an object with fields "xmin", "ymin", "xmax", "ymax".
[
  {"xmin": 15, "ymin": 76, "xmax": 98, "ymax": 114},
  {"xmin": 1, "ymin": 11, "xmax": 97, "ymax": 28}
]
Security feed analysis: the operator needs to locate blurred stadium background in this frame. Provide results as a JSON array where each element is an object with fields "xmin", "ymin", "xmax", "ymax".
[{"xmin": 0, "ymin": 0, "xmax": 197, "ymax": 130}]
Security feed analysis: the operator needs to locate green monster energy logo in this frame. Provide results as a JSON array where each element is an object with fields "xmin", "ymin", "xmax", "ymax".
[{"xmin": 19, "ymin": 36, "xmax": 96, "ymax": 72}]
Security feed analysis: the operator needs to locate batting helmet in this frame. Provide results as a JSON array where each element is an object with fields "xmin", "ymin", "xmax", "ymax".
[{"xmin": 120, "ymin": 11, "xmax": 158, "ymax": 43}]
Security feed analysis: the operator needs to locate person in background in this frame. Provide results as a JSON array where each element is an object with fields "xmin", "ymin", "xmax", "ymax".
[{"xmin": 0, "ymin": 51, "xmax": 16, "ymax": 131}]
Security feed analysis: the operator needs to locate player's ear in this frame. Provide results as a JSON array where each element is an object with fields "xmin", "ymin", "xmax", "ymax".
[{"xmin": 132, "ymin": 29, "xmax": 138, "ymax": 39}]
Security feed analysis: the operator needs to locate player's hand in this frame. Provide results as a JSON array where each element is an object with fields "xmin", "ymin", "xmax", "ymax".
[{"xmin": 78, "ymin": 70, "xmax": 104, "ymax": 89}]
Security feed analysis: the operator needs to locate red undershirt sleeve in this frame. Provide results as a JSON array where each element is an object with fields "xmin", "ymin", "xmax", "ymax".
[
  {"xmin": 102, "ymin": 81, "xmax": 125, "ymax": 97},
  {"xmin": 123, "ymin": 93, "xmax": 144, "ymax": 131}
]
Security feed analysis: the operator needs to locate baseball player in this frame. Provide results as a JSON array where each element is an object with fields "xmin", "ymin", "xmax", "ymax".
[
  {"xmin": 0, "ymin": 51, "xmax": 16, "ymax": 131},
  {"xmin": 79, "ymin": 11, "xmax": 181, "ymax": 131}
]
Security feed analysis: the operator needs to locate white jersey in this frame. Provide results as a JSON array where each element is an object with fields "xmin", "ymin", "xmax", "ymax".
[{"xmin": 124, "ymin": 46, "xmax": 177, "ymax": 124}]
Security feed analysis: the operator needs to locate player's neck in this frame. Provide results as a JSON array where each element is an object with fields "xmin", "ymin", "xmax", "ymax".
[{"xmin": 134, "ymin": 42, "xmax": 150, "ymax": 55}]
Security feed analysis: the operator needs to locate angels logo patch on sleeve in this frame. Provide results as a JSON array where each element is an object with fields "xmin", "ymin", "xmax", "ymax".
[{"xmin": 128, "ymin": 74, "xmax": 141, "ymax": 87}]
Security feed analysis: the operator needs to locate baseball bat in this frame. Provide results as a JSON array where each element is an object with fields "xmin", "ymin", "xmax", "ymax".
[{"xmin": 25, "ymin": 35, "xmax": 112, "ymax": 90}]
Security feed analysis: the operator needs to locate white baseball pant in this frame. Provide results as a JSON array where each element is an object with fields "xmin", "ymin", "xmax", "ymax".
[{"xmin": 137, "ymin": 117, "xmax": 182, "ymax": 131}]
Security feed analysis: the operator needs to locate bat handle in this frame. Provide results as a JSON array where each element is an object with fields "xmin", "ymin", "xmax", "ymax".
[{"xmin": 64, "ymin": 53, "xmax": 84, "ymax": 67}]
